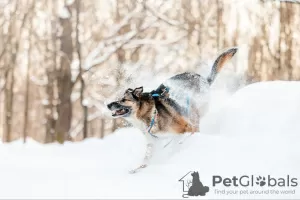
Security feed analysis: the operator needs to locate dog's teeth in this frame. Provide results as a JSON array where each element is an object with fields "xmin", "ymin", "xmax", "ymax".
[{"xmin": 117, "ymin": 109, "xmax": 125, "ymax": 115}]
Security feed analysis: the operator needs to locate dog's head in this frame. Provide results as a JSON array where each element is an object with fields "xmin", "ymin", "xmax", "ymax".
[
  {"xmin": 191, "ymin": 171, "xmax": 200, "ymax": 179},
  {"xmin": 107, "ymin": 87, "xmax": 145, "ymax": 118}
]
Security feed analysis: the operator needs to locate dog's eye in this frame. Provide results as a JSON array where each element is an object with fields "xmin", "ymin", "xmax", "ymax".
[{"xmin": 120, "ymin": 98, "xmax": 131, "ymax": 102}]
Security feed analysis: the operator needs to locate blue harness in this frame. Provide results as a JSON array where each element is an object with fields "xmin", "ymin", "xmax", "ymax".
[
  {"xmin": 146, "ymin": 87, "xmax": 190, "ymax": 138},
  {"xmin": 146, "ymin": 108, "xmax": 158, "ymax": 138}
]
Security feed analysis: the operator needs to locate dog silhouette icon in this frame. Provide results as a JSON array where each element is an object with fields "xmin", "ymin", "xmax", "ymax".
[{"xmin": 188, "ymin": 171, "xmax": 209, "ymax": 196}]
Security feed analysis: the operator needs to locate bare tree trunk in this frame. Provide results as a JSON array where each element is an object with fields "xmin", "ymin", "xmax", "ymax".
[
  {"xmin": 75, "ymin": 0, "xmax": 88, "ymax": 139},
  {"xmin": 279, "ymin": 2, "xmax": 293, "ymax": 80},
  {"xmin": 56, "ymin": 3, "xmax": 73, "ymax": 143},
  {"xmin": 112, "ymin": 119, "xmax": 117, "ymax": 132},
  {"xmin": 100, "ymin": 118, "xmax": 105, "ymax": 138},
  {"xmin": 3, "ymin": 2, "xmax": 20, "ymax": 142},
  {"xmin": 23, "ymin": 23, "xmax": 32, "ymax": 143},
  {"xmin": 197, "ymin": 1, "xmax": 203, "ymax": 57},
  {"xmin": 82, "ymin": 106, "xmax": 88, "ymax": 138},
  {"xmin": 2, "ymin": 1, "xmax": 18, "ymax": 142},
  {"xmin": 277, "ymin": 3, "xmax": 282, "ymax": 77},
  {"xmin": 44, "ymin": 0, "xmax": 58, "ymax": 143},
  {"xmin": 182, "ymin": 0, "xmax": 194, "ymax": 42},
  {"xmin": 3, "ymin": 65, "xmax": 14, "ymax": 142},
  {"xmin": 216, "ymin": 0, "xmax": 222, "ymax": 50}
]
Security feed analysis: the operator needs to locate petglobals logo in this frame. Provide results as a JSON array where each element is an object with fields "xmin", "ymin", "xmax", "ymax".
[
  {"xmin": 179, "ymin": 171, "xmax": 210, "ymax": 198},
  {"xmin": 212, "ymin": 175, "xmax": 298, "ymax": 187}
]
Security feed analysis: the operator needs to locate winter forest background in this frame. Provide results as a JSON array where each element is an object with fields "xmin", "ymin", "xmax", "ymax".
[{"xmin": 0, "ymin": 0, "xmax": 299, "ymax": 144}]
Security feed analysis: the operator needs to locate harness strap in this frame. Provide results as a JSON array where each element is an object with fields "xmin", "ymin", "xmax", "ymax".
[
  {"xmin": 146, "ymin": 86, "xmax": 194, "ymax": 138},
  {"xmin": 150, "ymin": 85, "xmax": 169, "ymax": 98},
  {"xmin": 146, "ymin": 109, "xmax": 158, "ymax": 138}
]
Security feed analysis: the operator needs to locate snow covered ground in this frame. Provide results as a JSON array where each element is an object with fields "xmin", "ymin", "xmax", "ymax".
[{"xmin": 1, "ymin": 81, "xmax": 300, "ymax": 199}]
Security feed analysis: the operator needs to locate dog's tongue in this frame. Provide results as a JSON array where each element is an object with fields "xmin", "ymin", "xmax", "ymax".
[
  {"xmin": 112, "ymin": 109, "xmax": 125, "ymax": 116},
  {"xmin": 116, "ymin": 109, "xmax": 125, "ymax": 115}
]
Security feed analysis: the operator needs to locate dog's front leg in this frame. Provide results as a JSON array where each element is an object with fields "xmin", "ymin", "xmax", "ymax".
[
  {"xmin": 143, "ymin": 143, "xmax": 153, "ymax": 163},
  {"xmin": 129, "ymin": 143, "xmax": 154, "ymax": 174},
  {"xmin": 140, "ymin": 143, "xmax": 154, "ymax": 167}
]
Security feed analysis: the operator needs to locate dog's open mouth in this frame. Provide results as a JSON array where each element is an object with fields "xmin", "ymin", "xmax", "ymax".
[{"xmin": 112, "ymin": 108, "xmax": 130, "ymax": 117}]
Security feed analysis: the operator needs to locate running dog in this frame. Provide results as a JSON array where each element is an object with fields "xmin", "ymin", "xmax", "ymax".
[{"xmin": 107, "ymin": 47, "xmax": 238, "ymax": 173}]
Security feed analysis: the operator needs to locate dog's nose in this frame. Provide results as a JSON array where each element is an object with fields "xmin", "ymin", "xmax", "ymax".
[{"xmin": 107, "ymin": 102, "xmax": 113, "ymax": 109}]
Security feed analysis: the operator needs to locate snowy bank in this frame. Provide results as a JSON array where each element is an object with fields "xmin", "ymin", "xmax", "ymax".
[{"xmin": 0, "ymin": 81, "xmax": 300, "ymax": 199}]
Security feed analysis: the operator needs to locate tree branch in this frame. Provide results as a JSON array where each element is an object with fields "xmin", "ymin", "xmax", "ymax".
[{"xmin": 71, "ymin": 18, "xmax": 158, "ymax": 89}]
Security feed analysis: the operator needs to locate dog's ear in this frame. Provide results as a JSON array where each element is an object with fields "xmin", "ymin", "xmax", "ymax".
[
  {"xmin": 133, "ymin": 87, "xmax": 143, "ymax": 98},
  {"xmin": 125, "ymin": 88, "xmax": 133, "ymax": 94}
]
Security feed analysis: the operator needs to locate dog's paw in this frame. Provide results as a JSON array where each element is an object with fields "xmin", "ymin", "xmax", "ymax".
[
  {"xmin": 129, "ymin": 169, "xmax": 138, "ymax": 174},
  {"xmin": 129, "ymin": 164, "xmax": 147, "ymax": 174}
]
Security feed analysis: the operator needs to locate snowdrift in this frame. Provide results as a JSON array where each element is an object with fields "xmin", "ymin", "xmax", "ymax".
[{"xmin": 0, "ymin": 81, "xmax": 300, "ymax": 199}]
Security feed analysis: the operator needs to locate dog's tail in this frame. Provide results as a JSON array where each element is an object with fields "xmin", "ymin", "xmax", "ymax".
[{"xmin": 207, "ymin": 47, "xmax": 238, "ymax": 85}]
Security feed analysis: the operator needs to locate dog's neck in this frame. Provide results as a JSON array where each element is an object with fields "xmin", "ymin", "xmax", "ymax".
[
  {"xmin": 124, "ymin": 99, "xmax": 155, "ymax": 131},
  {"xmin": 136, "ymin": 100, "xmax": 155, "ymax": 125}
]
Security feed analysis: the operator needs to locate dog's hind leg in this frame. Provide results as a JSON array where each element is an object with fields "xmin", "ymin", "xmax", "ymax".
[
  {"xmin": 178, "ymin": 132, "xmax": 193, "ymax": 144},
  {"xmin": 163, "ymin": 138, "xmax": 175, "ymax": 148}
]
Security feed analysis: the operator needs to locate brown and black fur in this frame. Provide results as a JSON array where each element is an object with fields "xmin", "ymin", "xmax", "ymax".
[
  {"xmin": 138, "ymin": 90, "xmax": 196, "ymax": 134},
  {"xmin": 107, "ymin": 87, "xmax": 196, "ymax": 134},
  {"xmin": 107, "ymin": 47, "xmax": 238, "ymax": 136}
]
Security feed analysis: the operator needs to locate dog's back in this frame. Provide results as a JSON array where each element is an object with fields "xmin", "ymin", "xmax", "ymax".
[
  {"xmin": 156, "ymin": 48, "xmax": 238, "ymax": 129},
  {"xmin": 167, "ymin": 72, "xmax": 209, "ymax": 93},
  {"xmin": 165, "ymin": 47, "xmax": 238, "ymax": 95}
]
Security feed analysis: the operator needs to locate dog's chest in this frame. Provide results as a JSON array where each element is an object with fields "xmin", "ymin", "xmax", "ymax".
[
  {"xmin": 126, "ymin": 117, "xmax": 147, "ymax": 131},
  {"xmin": 126, "ymin": 114, "xmax": 161, "ymax": 135}
]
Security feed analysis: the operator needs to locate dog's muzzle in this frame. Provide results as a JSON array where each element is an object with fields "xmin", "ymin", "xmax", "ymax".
[{"xmin": 107, "ymin": 102, "xmax": 131, "ymax": 117}]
